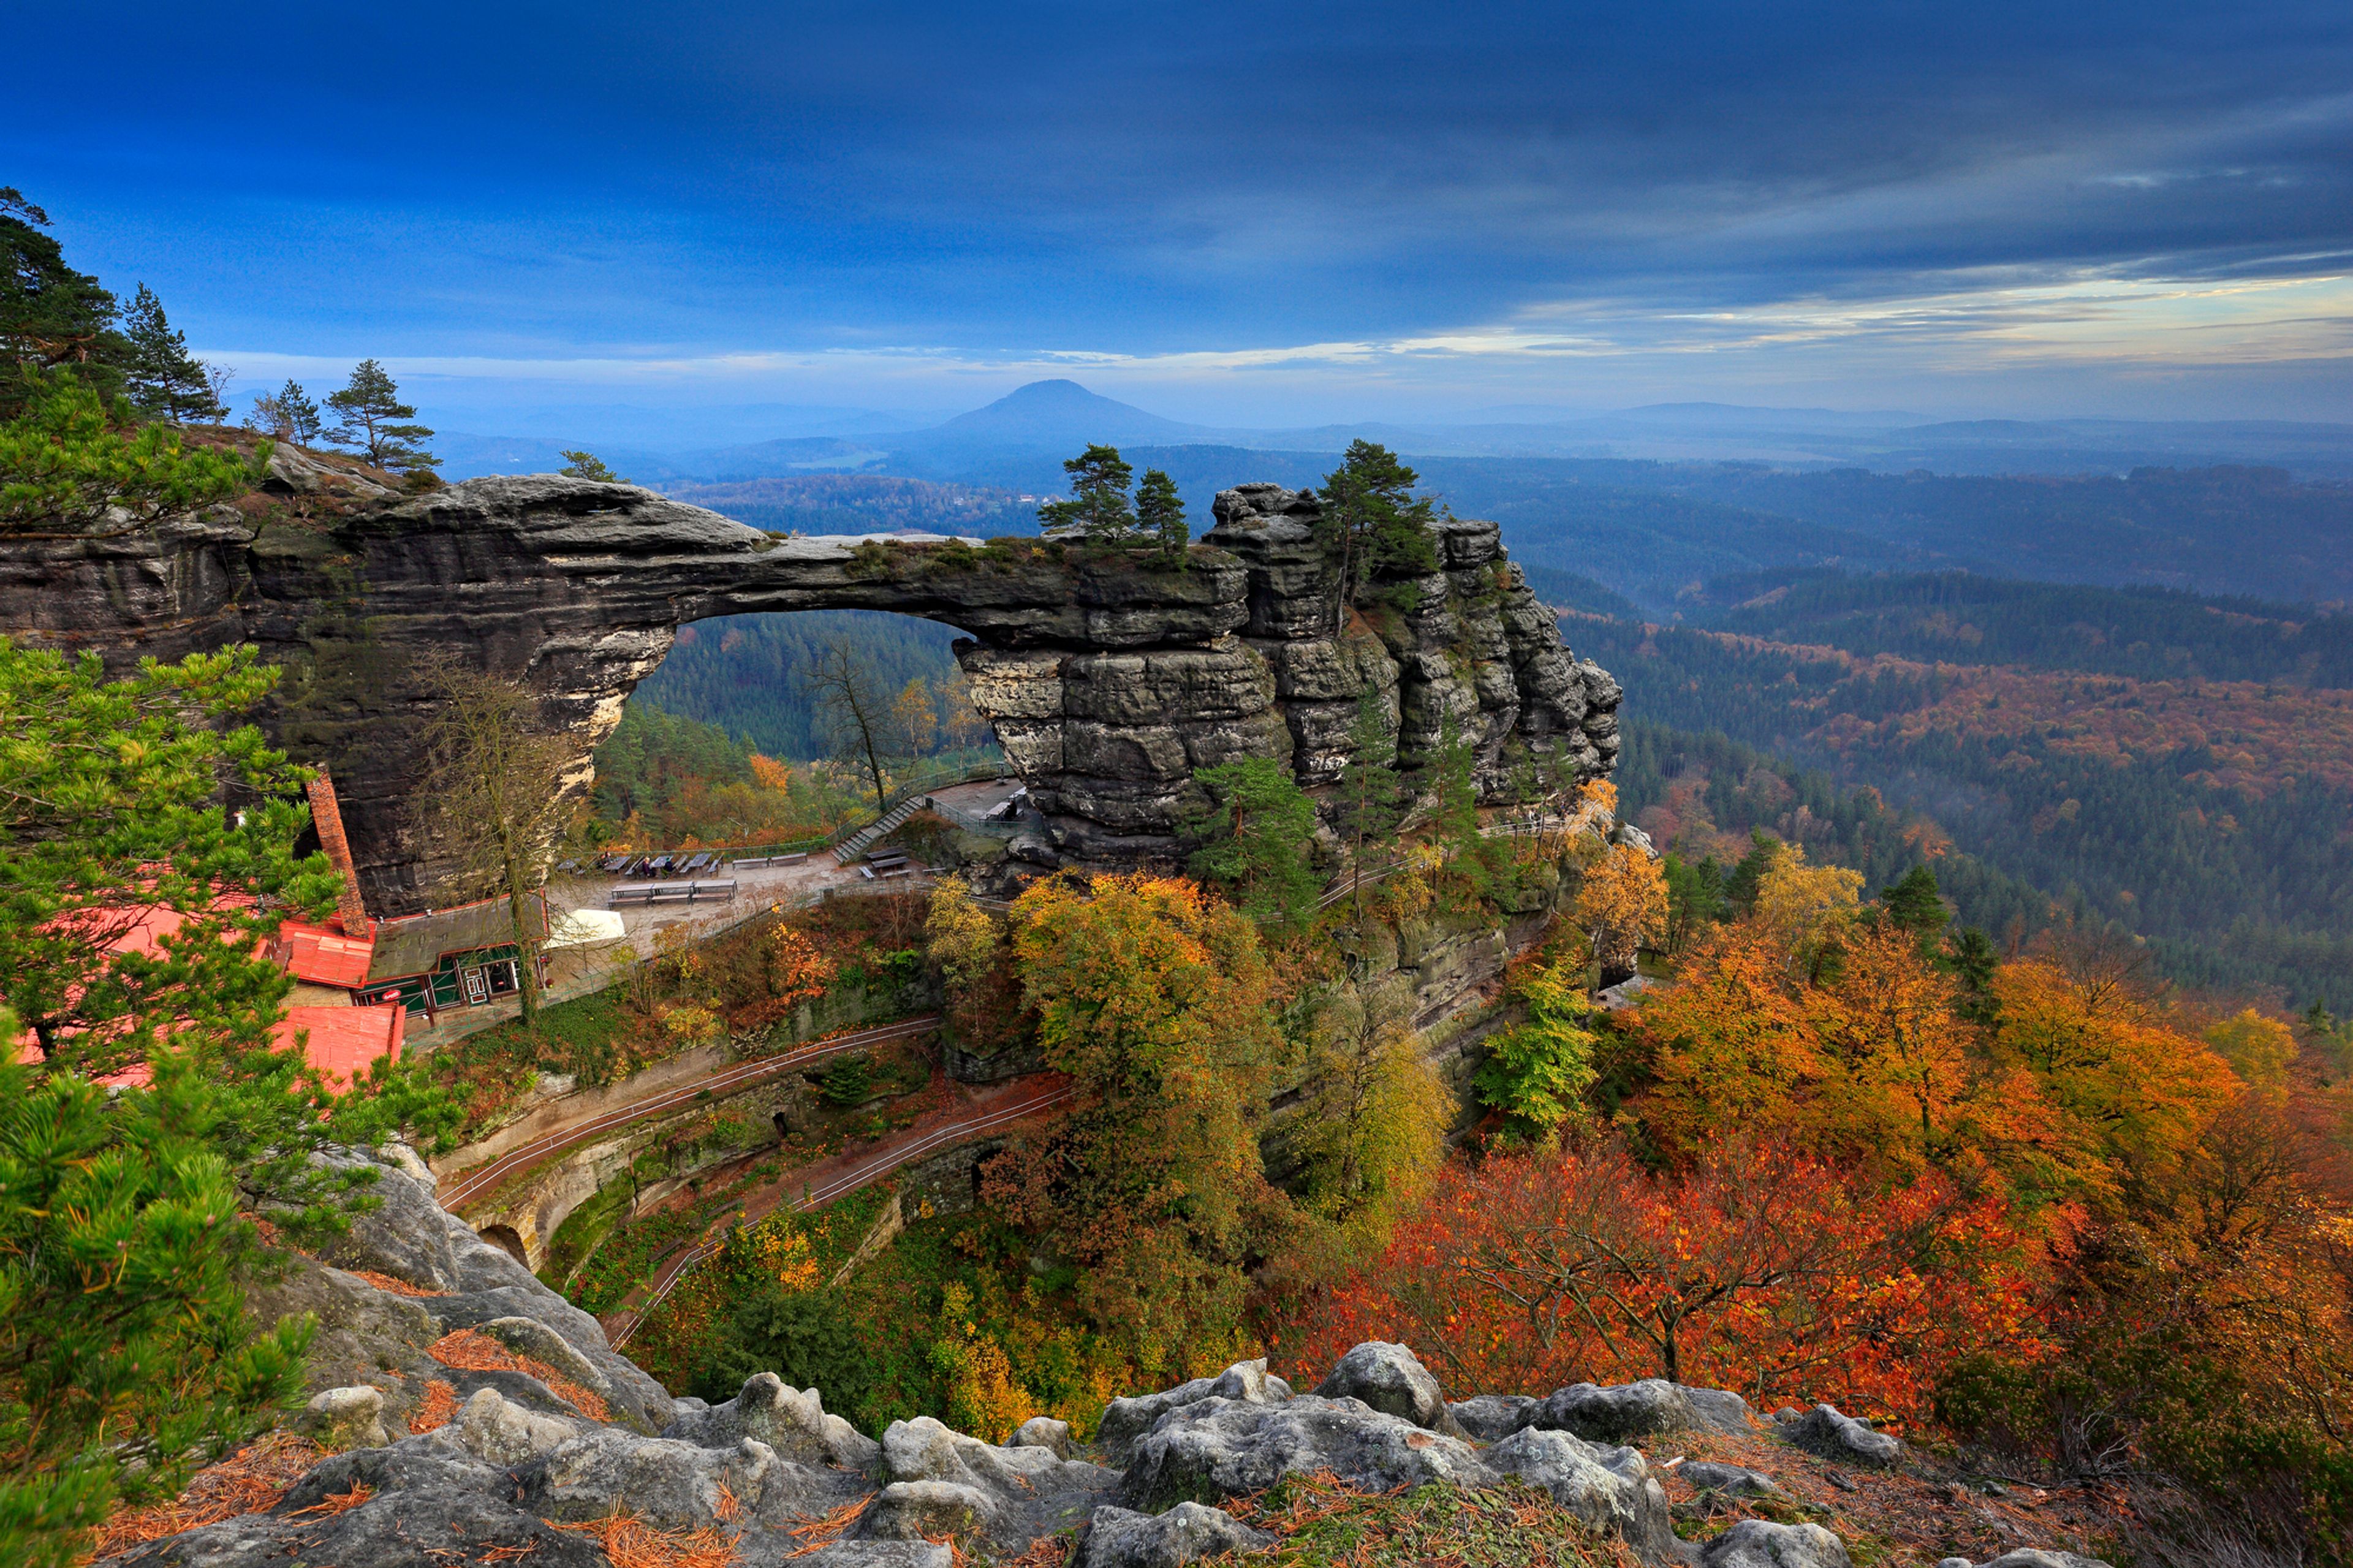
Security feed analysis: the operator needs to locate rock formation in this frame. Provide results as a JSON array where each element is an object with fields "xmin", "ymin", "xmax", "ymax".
[
  {"xmin": 0, "ymin": 463, "xmax": 1618, "ymax": 914},
  {"xmin": 105, "ymin": 1152, "xmax": 2111, "ymax": 1568}
]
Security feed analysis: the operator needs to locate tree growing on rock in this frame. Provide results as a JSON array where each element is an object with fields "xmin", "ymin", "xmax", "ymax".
[
  {"xmin": 1, "ymin": 371, "xmax": 257, "ymax": 529},
  {"xmin": 1183, "ymin": 757, "xmax": 1322, "ymax": 936},
  {"xmin": 559, "ymin": 449, "xmax": 622, "ymax": 482},
  {"xmin": 0, "ymin": 1031, "xmax": 317, "ymax": 1568},
  {"xmin": 1037, "ymin": 444, "xmax": 1137, "ymax": 545},
  {"xmin": 1317, "ymin": 439, "xmax": 1439, "ymax": 629},
  {"xmin": 1135, "ymin": 466, "xmax": 1188, "ymax": 561},
  {"xmin": 246, "ymin": 379, "xmax": 321, "ymax": 445},
  {"xmin": 119, "ymin": 284, "xmax": 218, "ymax": 423},
  {"xmin": 322, "ymin": 359, "xmax": 437, "ymax": 472},
  {"xmin": 0, "ymin": 187, "xmax": 129, "ymax": 412}
]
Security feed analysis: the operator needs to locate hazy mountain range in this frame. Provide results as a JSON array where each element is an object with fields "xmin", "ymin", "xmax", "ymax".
[{"xmin": 431, "ymin": 377, "xmax": 2353, "ymax": 487}]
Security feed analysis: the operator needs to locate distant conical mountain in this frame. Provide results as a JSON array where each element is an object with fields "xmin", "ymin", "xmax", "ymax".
[{"xmin": 919, "ymin": 379, "xmax": 1217, "ymax": 447}]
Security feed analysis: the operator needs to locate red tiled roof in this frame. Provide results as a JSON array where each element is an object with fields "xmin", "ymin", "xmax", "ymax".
[
  {"xmin": 271, "ymin": 1003, "xmax": 404, "ymax": 1089},
  {"xmin": 276, "ymin": 920, "xmax": 376, "ymax": 990}
]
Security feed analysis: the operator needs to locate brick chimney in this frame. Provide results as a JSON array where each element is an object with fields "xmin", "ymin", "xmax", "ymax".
[{"xmin": 306, "ymin": 768, "xmax": 373, "ymax": 936}]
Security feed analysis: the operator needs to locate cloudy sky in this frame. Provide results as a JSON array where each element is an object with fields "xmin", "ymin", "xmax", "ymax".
[{"xmin": 12, "ymin": 0, "xmax": 2352, "ymax": 428}]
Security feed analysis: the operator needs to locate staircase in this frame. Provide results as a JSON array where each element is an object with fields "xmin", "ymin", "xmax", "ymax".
[{"xmin": 833, "ymin": 796, "xmax": 929, "ymax": 863}]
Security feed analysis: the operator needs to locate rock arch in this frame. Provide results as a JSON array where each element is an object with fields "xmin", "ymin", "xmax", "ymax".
[{"xmin": 0, "ymin": 474, "xmax": 1618, "ymax": 912}]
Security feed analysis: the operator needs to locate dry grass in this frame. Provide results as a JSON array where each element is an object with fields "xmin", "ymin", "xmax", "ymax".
[
  {"xmin": 786, "ymin": 1495, "xmax": 874, "ymax": 1557},
  {"xmin": 550, "ymin": 1512, "xmax": 737, "ymax": 1568},
  {"xmin": 346, "ymin": 1268, "xmax": 448, "ymax": 1298},
  {"xmin": 428, "ymin": 1328, "xmax": 612, "ymax": 1422},
  {"xmin": 409, "ymin": 1377, "xmax": 463, "ymax": 1434},
  {"xmin": 86, "ymin": 1430, "xmax": 326, "ymax": 1558}
]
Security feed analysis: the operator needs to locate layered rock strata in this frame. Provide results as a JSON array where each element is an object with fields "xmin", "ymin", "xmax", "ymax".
[{"xmin": 0, "ymin": 467, "xmax": 1616, "ymax": 912}]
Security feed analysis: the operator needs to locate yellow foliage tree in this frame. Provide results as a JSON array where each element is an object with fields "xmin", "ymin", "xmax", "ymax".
[
  {"xmin": 1574, "ymin": 841, "xmax": 1667, "ymax": 976},
  {"xmin": 1985, "ymin": 956, "xmax": 2238, "ymax": 1206},
  {"xmin": 1752, "ymin": 844, "xmax": 1863, "ymax": 955},
  {"xmin": 2203, "ymin": 1007, "xmax": 2295, "ymax": 1098}
]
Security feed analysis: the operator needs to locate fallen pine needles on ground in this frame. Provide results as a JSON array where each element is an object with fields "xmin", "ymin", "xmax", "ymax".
[
  {"xmin": 429, "ymin": 1328, "xmax": 612, "ymax": 1421},
  {"xmin": 550, "ymin": 1511, "xmax": 738, "ymax": 1568},
  {"xmin": 86, "ymin": 1431, "xmax": 327, "ymax": 1558},
  {"xmin": 409, "ymin": 1376, "xmax": 464, "ymax": 1433}
]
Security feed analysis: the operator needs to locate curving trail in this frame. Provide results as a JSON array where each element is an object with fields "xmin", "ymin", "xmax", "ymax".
[
  {"xmin": 437, "ymin": 1015, "xmax": 942, "ymax": 1213},
  {"xmin": 606, "ymin": 1074, "xmax": 1076, "ymax": 1348}
]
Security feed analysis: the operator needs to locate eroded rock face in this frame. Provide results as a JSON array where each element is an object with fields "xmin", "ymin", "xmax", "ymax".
[
  {"xmin": 0, "ymin": 475, "xmax": 1617, "ymax": 911},
  {"xmin": 1534, "ymin": 1379, "xmax": 1755, "ymax": 1444}
]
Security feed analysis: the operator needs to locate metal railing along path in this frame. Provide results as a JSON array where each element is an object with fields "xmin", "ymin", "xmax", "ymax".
[
  {"xmin": 608, "ymin": 1081, "xmax": 1077, "ymax": 1348},
  {"xmin": 436, "ymin": 1015, "xmax": 942, "ymax": 1213}
]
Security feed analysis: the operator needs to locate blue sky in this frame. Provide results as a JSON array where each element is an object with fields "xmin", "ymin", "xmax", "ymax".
[{"xmin": 11, "ymin": 1, "xmax": 2352, "ymax": 430}]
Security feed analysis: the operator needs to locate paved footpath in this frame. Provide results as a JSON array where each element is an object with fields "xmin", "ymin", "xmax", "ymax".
[
  {"xmin": 436, "ymin": 1015, "xmax": 942, "ymax": 1213},
  {"xmin": 604, "ymin": 1071, "xmax": 1075, "ymax": 1348}
]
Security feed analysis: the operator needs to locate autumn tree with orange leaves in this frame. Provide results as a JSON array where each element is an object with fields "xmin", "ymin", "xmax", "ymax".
[
  {"xmin": 1270, "ymin": 1134, "xmax": 2042, "ymax": 1416},
  {"xmin": 1572, "ymin": 841, "xmax": 1667, "ymax": 982}
]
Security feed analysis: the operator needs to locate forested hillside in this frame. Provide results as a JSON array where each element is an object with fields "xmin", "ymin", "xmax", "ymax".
[
  {"xmin": 632, "ymin": 609, "xmax": 969, "ymax": 759},
  {"xmin": 1576, "ymin": 577, "xmax": 2353, "ymax": 1006},
  {"xmin": 665, "ymin": 474, "xmax": 1039, "ymax": 537}
]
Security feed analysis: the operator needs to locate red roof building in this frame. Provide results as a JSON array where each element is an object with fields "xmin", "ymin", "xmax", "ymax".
[
  {"xmin": 272, "ymin": 1003, "xmax": 404, "ymax": 1089},
  {"xmin": 275, "ymin": 920, "xmax": 377, "ymax": 990}
]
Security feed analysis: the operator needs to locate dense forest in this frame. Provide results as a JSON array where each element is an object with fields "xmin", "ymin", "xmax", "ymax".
[
  {"xmin": 666, "ymin": 474, "xmax": 1040, "ymax": 538},
  {"xmin": 1574, "ymin": 573, "xmax": 2353, "ymax": 1007},
  {"xmin": 632, "ymin": 608, "xmax": 971, "ymax": 760}
]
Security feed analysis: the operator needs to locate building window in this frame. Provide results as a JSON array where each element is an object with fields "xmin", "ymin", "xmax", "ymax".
[{"xmin": 485, "ymin": 960, "xmax": 519, "ymax": 996}]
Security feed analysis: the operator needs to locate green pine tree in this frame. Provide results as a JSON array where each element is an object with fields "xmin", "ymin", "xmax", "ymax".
[
  {"xmin": 1036, "ymin": 444, "xmax": 1135, "ymax": 544},
  {"xmin": 1431, "ymin": 709, "xmax": 1484, "ymax": 888},
  {"xmin": 1335, "ymin": 689, "xmax": 1402, "ymax": 922},
  {"xmin": 1879, "ymin": 863, "xmax": 1951, "ymax": 938},
  {"xmin": 1, "ymin": 371, "xmax": 257, "ymax": 528},
  {"xmin": 1135, "ymin": 466, "xmax": 1187, "ymax": 560},
  {"xmin": 1184, "ymin": 756, "xmax": 1322, "ymax": 935},
  {"xmin": 0, "ymin": 1034, "xmax": 317, "ymax": 1568},
  {"xmin": 1317, "ymin": 439, "xmax": 1440, "ymax": 627},
  {"xmin": 322, "ymin": 359, "xmax": 438, "ymax": 472},
  {"xmin": 119, "ymin": 285, "xmax": 217, "ymax": 422},
  {"xmin": 0, "ymin": 189, "xmax": 128, "ymax": 414},
  {"xmin": 559, "ymin": 449, "xmax": 623, "ymax": 482},
  {"xmin": 246, "ymin": 379, "xmax": 321, "ymax": 445}
]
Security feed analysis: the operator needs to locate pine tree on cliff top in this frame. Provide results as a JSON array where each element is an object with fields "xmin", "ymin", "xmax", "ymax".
[
  {"xmin": 1135, "ymin": 466, "xmax": 1188, "ymax": 560},
  {"xmin": 0, "ymin": 188, "xmax": 129, "ymax": 415},
  {"xmin": 1318, "ymin": 439, "xmax": 1440, "ymax": 629},
  {"xmin": 323, "ymin": 359, "xmax": 438, "ymax": 472},
  {"xmin": 1037, "ymin": 443, "xmax": 1136, "ymax": 544},
  {"xmin": 119, "ymin": 285, "xmax": 219, "ymax": 423}
]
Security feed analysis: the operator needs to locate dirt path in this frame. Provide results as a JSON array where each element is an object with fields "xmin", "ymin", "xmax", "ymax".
[
  {"xmin": 436, "ymin": 1015, "xmax": 941, "ymax": 1213},
  {"xmin": 604, "ymin": 1071, "xmax": 1075, "ymax": 1347}
]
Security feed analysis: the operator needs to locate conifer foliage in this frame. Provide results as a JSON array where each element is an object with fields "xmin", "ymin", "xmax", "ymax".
[{"xmin": 322, "ymin": 359, "xmax": 437, "ymax": 472}]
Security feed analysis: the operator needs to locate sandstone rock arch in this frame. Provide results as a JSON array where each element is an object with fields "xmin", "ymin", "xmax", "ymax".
[{"xmin": 0, "ymin": 474, "xmax": 1618, "ymax": 913}]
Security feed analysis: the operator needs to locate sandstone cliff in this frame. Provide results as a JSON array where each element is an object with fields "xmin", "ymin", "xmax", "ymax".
[{"xmin": 0, "ymin": 458, "xmax": 1618, "ymax": 913}]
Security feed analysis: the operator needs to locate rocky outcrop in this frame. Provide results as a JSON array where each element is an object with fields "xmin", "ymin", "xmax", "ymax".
[
  {"xmin": 127, "ymin": 1161, "xmax": 2123, "ymax": 1568},
  {"xmin": 0, "ymin": 472, "xmax": 1618, "ymax": 912},
  {"xmin": 1773, "ymin": 1403, "xmax": 1904, "ymax": 1468}
]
